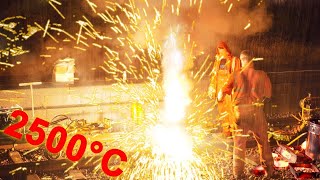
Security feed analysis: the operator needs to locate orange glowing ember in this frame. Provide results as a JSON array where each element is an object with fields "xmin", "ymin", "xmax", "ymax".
[
  {"xmin": 272, "ymin": 153, "xmax": 289, "ymax": 168},
  {"xmin": 301, "ymin": 140, "xmax": 307, "ymax": 150}
]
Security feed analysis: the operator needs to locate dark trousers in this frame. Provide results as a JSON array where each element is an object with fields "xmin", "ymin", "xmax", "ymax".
[{"xmin": 232, "ymin": 105, "xmax": 274, "ymax": 176}]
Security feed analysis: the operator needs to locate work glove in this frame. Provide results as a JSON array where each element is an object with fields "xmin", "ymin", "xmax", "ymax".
[
  {"xmin": 208, "ymin": 86, "xmax": 216, "ymax": 99},
  {"xmin": 262, "ymin": 97, "xmax": 271, "ymax": 103},
  {"xmin": 217, "ymin": 90, "xmax": 224, "ymax": 102}
]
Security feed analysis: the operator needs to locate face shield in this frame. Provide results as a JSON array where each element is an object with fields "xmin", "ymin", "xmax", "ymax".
[{"xmin": 219, "ymin": 58, "xmax": 227, "ymax": 70}]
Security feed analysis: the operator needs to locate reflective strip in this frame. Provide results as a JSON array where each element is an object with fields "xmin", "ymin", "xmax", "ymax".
[
  {"xmin": 234, "ymin": 87, "xmax": 245, "ymax": 92},
  {"xmin": 235, "ymin": 104, "xmax": 255, "ymax": 107},
  {"xmin": 235, "ymin": 103, "xmax": 264, "ymax": 107}
]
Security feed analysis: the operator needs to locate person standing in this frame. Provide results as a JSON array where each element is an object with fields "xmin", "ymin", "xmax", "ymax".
[
  {"xmin": 208, "ymin": 41, "xmax": 241, "ymax": 136},
  {"xmin": 217, "ymin": 50, "xmax": 274, "ymax": 178}
]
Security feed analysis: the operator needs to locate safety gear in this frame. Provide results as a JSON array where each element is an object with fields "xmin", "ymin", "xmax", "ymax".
[
  {"xmin": 232, "ymin": 106, "xmax": 274, "ymax": 176},
  {"xmin": 221, "ymin": 65, "xmax": 273, "ymax": 177},
  {"xmin": 208, "ymin": 41, "xmax": 241, "ymax": 137}
]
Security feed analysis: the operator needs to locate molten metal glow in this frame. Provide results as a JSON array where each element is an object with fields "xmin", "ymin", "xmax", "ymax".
[
  {"xmin": 301, "ymin": 140, "xmax": 307, "ymax": 150},
  {"xmin": 151, "ymin": 125, "xmax": 193, "ymax": 161},
  {"xmin": 244, "ymin": 22, "xmax": 251, "ymax": 30},
  {"xmin": 151, "ymin": 33, "xmax": 193, "ymax": 161},
  {"xmin": 162, "ymin": 34, "xmax": 191, "ymax": 124}
]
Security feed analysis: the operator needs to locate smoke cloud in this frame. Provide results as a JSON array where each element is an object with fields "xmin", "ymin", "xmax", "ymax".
[
  {"xmin": 81, "ymin": 0, "xmax": 272, "ymax": 47},
  {"xmin": 1, "ymin": 0, "xmax": 273, "ymax": 83}
]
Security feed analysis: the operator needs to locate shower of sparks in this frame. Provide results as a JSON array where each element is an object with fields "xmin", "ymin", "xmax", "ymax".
[
  {"xmin": 43, "ymin": 20, "xmax": 51, "ymax": 38},
  {"xmin": 34, "ymin": 22, "xmax": 59, "ymax": 43},
  {"xmin": 244, "ymin": 22, "xmax": 251, "ymax": 30},
  {"xmin": 0, "ymin": 0, "xmax": 268, "ymax": 179},
  {"xmin": 9, "ymin": 167, "xmax": 27, "ymax": 175},
  {"xmin": 48, "ymin": 0, "xmax": 66, "ymax": 19},
  {"xmin": 253, "ymin": 57, "xmax": 264, "ymax": 61},
  {"xmin": 40, "ymin": 54, "xmax": 52, "ymax": 58},
  {"xmin": 227, "ymin": 3, "xmax": 233, "ymax": 12},
  {"xmin": 150, "ymin": 33, "xmax": 193, "ymax": 163},
  {"xmin": 86, "ymin": 0, "xmax": 97, "ymax": 13},
  {"xmin": 0, "ymin": 62, "xmax": 14, "ymax": 67},
  {"xmin": 198, "ymin": 0, "xmax": 203, "ymax": 13},
  {"xmin": 0, "ymin": 16, "xmax": 39, "ymax": 65},
  {"xmin": 162, "ymin": 35, "xmax": 190, "ymax": 123}
]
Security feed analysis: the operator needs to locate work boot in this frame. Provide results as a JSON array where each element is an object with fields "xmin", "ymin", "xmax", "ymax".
[
  {"xmin": 266, "ymin": 171, "xmax": 281, "ymax": 179},
  {"xmin": 232, "ymin": 174, "xmax": 246, "ymax": 180}
]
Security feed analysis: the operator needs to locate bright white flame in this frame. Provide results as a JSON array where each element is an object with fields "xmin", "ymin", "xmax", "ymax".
[
  {"xmin": 151, "ymin": 125, "xmax": 193, "ymax": 161},
  {"xmin": 162, "ymin": 34, "xmax": 191, "ymax": 124},
  {"xmin": 151, "ymin": 33, "xmax": 193, "ymax": 161}
]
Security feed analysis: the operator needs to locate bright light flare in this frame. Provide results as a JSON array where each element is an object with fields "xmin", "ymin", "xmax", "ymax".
[
  {"xmin": 227, "ymin": 3, "xmax": 233, "ymax": 12},
  {"xmin": 253, "ymin": 57, "xmax": 264, "ymax": 61},
  {"xmin": 151, "ymin": 33, "xmax": 193, "ymax": 162},
  {"xmin": 151, "ymin": 125, "xmax": 193, "ymax": 161},
  {"xmin": 244, "ymin": 22, "xmax": 251, "ymax": 30},
  {"xmin": 162, "ymin": 34, "xmax": 191, "ymax": 124}
]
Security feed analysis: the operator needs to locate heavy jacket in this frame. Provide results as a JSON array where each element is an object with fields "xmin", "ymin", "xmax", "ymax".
[
  {"xmin": 221, "ymin": 68, "xmax": 272, "ymax": 105},
  {"xmin": 221, "ymin": 67, "xmax": 274, "ymax": 176}
]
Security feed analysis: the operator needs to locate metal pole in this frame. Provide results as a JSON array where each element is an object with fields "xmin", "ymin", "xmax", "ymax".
[{"xmin": 18, "ymin": 82, "xmax": 42, "ymax": 134}]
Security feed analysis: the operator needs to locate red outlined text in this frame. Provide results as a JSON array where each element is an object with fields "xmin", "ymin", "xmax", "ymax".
[{"xmin": 3, "ymin": 110, "xmax": 127, "ymax": 177}]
